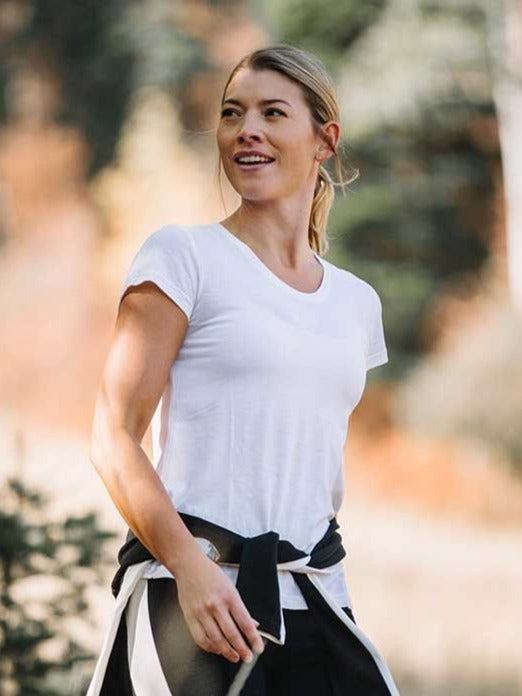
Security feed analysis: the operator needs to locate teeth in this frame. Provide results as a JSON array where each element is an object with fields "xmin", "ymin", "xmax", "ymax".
[{"xmin": 237, "ymin": 156, "xmax": 272, "ymax": 163}]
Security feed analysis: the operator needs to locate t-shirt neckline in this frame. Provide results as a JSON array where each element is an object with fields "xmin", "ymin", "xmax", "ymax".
[{"xmin": 213, "ymin": 222, "xmax": 330, "ymax": 301}]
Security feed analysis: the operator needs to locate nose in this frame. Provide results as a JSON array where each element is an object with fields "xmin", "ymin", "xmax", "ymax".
[{"xmin": 236, "ymin": 113, "xmax": 264, "ymax": 144}]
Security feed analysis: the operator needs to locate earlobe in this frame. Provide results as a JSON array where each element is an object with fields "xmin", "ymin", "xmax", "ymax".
[{"xmin": 315, "ymin": 147, "xmax": 330, "ymax": 163}]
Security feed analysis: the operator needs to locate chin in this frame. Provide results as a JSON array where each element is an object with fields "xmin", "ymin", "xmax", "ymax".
[{"xmin": 232, "ymin": 185, "xmax": 279, "ymax": 201}]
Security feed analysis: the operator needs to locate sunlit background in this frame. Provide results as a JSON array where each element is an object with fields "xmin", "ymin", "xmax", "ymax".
[{"xmin": 1, "ymin": 1, "xmax": 521, "ymax": 694}]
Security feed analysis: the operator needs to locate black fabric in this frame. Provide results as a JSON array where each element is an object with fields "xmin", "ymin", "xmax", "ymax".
[
  {"xmin": 111, "ymin": 512, "xmax": 345, "ymax": 644},
  {"xmin": 111, "ymin": 512, "xmax": 344, "ymax": 596},
  {"xmin": 292, "ymin": 572, "xmax": 392, "ymax": 694},
  {"xmin": 146, "ymin": 577, "xmax": 357, "ymax": 696},
  {"xmin": 235, "ymin": 531, "xmax": 282, "ymax": 639}
]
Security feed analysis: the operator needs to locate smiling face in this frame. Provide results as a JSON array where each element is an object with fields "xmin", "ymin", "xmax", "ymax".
[{"xmin": 217, "ymin": 67, "xmax": 332, "ymax": 202}]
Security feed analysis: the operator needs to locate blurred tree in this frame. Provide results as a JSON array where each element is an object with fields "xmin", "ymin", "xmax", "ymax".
[
  {"xmin": 0, "ymin": 476, "xmax": 116, "ymax": 696},
  {"xmin": 484, "ymin": 0, "xmax": 522, "ymax": 310},
  {"xmin": 0, "ymin": 0, "xmax": 209, "ymax": 177},
  {"xmin": 330, "ymin": 98, "xmax": 498, "ymax": 374},
  {"xmin": 257, "ymin": 0, "xmax": 388, "ymax": 75}
]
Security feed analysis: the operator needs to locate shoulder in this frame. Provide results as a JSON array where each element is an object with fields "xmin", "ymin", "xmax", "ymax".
[
  {"xmin": 133, "ymin": 223, "xmax": 208, "ymax": 268},
  {"xmin": 139, "ymin": 222, "xmax": 192, "ymax": 249},
  {"xmin": 326, "ymin": 260, "xmax": 382, "ymax": 308},
  {"xmin": 146, "ymin": 222, "xmax": 218, "ymax": 252},
  {"xmin": 120, "ymin": 223, "xmax": 205, "ymax": 317}
]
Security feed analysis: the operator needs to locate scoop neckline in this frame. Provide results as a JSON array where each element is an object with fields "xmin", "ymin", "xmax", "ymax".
[{"xmin": 213, "ymin": 222, "xmax": 330, "ymax": 301}]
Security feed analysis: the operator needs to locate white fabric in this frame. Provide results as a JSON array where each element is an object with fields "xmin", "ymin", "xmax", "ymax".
[
  {"xmin": 86, "ymin": 560, "xmax": 150, "ymax": 696},
  {"xmin": 118, "ymin": 222, "xmax": 388, "ymax": 609},
  {"xmin": 125, "ymin": 578, "xmax": 172, "ymax": 694}
]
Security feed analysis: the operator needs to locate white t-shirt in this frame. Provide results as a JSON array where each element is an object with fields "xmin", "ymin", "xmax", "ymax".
[{"xmin": 119, "ymin": 222, "xmax": 388, "ymax": 609}]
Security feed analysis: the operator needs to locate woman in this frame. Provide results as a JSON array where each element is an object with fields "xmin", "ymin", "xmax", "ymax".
[{"xmin": 86, "ymin": 44, "xmax": 400, "ymax": 696}]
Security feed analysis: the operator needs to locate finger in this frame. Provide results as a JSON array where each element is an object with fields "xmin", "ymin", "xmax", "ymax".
[
  {"xmin": 200, "ymin": 613, "xmax": 241, "ymax": 663},
  {"xmin": 230, "ymin": 601, "xmax": 265, "ymax": 655},
  {"xmin": 191, "ymin": 618, "xmax": 217, "ymax": 655},
  {"xmin": 214, "ymin": 608, "xmax": 254, "ymax": 663}
]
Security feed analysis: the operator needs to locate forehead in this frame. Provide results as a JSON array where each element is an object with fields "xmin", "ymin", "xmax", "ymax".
[{"xmin": 223, "ymin": 67, "xmax": 306, "ymax": 107}]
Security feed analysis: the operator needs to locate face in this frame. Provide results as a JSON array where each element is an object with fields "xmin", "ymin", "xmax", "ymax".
[{"xmin": 216, "ymin": 67, "xmax": 338, "ymax": 202}]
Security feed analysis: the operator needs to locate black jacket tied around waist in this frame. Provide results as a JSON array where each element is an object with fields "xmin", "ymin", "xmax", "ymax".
[
  {"xmin": 85, "ymin": 512, "xmax": 401, "ymax": 696},
  {"xmin": 111, "ymin": 512, "xmax": 346, "ymax": 643}
]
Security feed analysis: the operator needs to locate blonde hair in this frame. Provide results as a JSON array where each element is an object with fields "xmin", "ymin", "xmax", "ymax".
[{"xmin": 217, "ymin": 43, "xmax": 359, "ymax": 256}]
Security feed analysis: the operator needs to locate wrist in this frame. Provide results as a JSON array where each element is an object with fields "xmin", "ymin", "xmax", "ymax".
[{"xmin": 165, "ymin": 535, "xmax": 206, "ymax": 576}]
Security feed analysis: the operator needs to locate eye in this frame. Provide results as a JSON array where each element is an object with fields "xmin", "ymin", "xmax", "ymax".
[
  {"xmin": 265, "ymin": 107, "xmax": 285, "ymax": 117},
  {"xmin": 220, "ymin": 107, "xmax": 286, "ymax": 118},
  {"xmin": 220, "ymin": 107, "xmax": 239, "ymax": 118}
]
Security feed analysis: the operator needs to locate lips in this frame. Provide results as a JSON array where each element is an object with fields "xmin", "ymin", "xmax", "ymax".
[
  {"xmin": 233, "ymin": 150, "xmax": 275, "ymax": 166},
  {"xmin": 235, "ymin": 159, "xmax": 274, "ymax": 169}
]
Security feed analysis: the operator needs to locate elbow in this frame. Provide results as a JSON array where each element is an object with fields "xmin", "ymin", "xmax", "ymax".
[
  {"xmin": 89, "ymin": 387, "xmax": 142, "ymax": 473},
  {"xmin": 89, "ymin": 388, "xmax": 121, "ymax": 472},
  {"xmin": 89, "ymin": 431, "xmax": 112, "ymax": 476},
  {"xmin": 89, "ymin": 407, "xmax": 117, "ymax": 474},
  {"xmin": 89, "ymin": 389, "xmax": 109, "ymax": 471},
  {"xmin": 89, "ymin": 418, "xmax": 134, "ymax": 476},
  {"xmin": 89, "ymin": 437, "xmax": 104, "ymax": 471}
]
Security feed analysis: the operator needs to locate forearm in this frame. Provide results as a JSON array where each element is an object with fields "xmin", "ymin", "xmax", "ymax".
[{"xmin": 90, "ymin": 424, "xmax": 202, "ymax": 576}]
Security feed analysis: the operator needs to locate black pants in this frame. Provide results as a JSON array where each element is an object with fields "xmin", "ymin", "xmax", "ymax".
[{"xmin": 105, "ymin": 576, "xmax": 358, "ymax": 695}]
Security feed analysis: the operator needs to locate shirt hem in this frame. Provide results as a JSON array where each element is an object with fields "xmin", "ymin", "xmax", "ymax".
[
  {"xmin": 279, "ymin": 592, "xmax": 352, "ymax": 610},
  {"xmin": 366, "ymin": 348, "xmax": 388, "ymax": 370}
]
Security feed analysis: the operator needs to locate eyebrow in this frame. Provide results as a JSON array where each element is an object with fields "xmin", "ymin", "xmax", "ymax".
[{"xmin": 221, "ymin": 98, "xmax": 292, "ymax": 108}]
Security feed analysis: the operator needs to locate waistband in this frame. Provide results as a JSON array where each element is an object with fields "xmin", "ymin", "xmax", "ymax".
[{"xmin": 111, "ymin": 512, "xmax": 346, "ymax": 643}]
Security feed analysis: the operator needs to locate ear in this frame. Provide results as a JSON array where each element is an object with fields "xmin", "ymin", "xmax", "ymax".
[{"xmin": 316, "ymin": 121, "xmax": 341, "ymax": 162}]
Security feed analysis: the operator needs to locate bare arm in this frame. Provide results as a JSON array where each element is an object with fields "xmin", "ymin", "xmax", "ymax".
[{"xmin": 90, "ymin": 281, "xmax": 263, "ymax": 663}]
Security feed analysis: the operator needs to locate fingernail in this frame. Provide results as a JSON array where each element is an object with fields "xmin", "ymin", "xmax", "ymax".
[{"xmin": 245, "ymin": 653, "xmax": 253, "ymax": 663}]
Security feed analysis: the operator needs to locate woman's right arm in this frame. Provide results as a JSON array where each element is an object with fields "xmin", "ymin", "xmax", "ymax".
[{"xmin": 89, "ymin": 281, "xmax": 264, "ymax": 663}]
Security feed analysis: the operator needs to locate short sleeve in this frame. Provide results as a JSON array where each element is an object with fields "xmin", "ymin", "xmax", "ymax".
[
  {"xmin": 365, "ymin": 286, "xmax": 389, "ymax": 371},
  {"xmin": 119, "ymin": 224, "xmax": 200, "ymax": 321}
]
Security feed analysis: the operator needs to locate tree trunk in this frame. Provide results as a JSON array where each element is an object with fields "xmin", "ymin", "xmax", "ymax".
[{"xmin": 487, "ymin": 0, "xmax": 522, "ymax": 311}]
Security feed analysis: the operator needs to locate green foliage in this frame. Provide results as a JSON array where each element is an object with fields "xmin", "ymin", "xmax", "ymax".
[
  {"xmin": 0, "ymin": 0, "xmax": 209, "ymax": 177},
  {"xmin": 328, "ymin": 98, "xmax": 498, "ymax": 373},
  {"xmin": 419, "ymin": 0, "xmax": 487, "ymax": 26},
  {"xmin": 263, "ymin": 0, "xmax": 388, "ymax": 73},
  {"xmin": 0, "ymin": 476, "xmax": 117, "ymax": 695}
]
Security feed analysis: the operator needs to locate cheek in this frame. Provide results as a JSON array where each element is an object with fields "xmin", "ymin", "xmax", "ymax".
[
  {"xmin": 216, "ymin": 129, "xmax": 229, "ymax": 155},
  {"xmin": 281, "ymin": 140, "xmax": 314, "ymax": 173},
  {"xmin": 276, "ymin": 127, "xmax": 314, "ymax": 165},
  {"xmin": 216, "ymin": 125, "xmax": 236, "ymax": 151}
]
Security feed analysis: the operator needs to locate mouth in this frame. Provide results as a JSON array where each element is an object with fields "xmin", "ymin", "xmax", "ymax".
[{"xmin": 233, "ymin": 156, "xmax": 275, "ymax": 172}]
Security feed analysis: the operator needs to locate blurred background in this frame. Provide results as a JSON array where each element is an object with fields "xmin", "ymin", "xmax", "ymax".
[{"xmin": 1, "ymin": 0, "xmax": 521, "ymax": 694}]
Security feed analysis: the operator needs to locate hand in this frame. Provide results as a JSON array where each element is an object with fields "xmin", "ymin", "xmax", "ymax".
[{"xmin": 173, "ymin": 545, "xmax": 265, "ymax": 664}]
